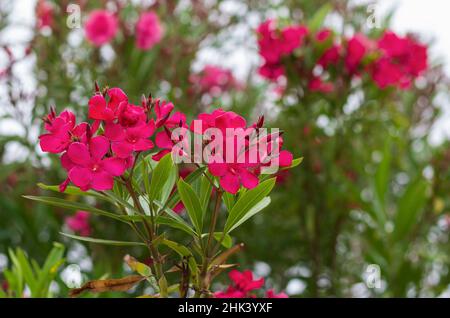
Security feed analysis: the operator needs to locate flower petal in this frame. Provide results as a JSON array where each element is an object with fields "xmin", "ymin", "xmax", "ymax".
[
  {"xmin": 133, "ymin": 138, "xmax": 154, "ymax": 152},
  {"xmin": 68, "ymin": 166, "xmax": 92, "ymax": 189},
  {"xmin": 208, "ymin": 162, "xmax": 228, "ymax": 177},
  {"xmin": 88, "ymin": 94, "xmax": 107, "ymax": 120},
  {"xmin": 239, "ymin": 169, "xmax": 259, "ymax": 189},
  {"xmin": 155, "ymin": 131, "xmax": 172, "ymax": 149},
  {"xmin": 89, "ymin": 135, "xmax": 110, "ymax": 160},
  {"xmin": 91, "ymin": 171, "xmax": 114, "ymax": 191},
  {"xmin": 220, "ymin": 173, "xmax": 240, "ymax": 194},
  {"xmin": 279, "ymin": 150, "xmax": 293, "ymax": 167},
  {"xmin": 102, "ymin": 157, "xmax": 127, "ymax": 176},
  {"xmin": 104, "ymin": 122, "xmax": 125, "ymax": 141},
  {"xmin": 112, "ymin": 141, "xmax": 133, "ymax": 158},
  {"xmin": 67, "ymin": 142, "xmax": 91, "ymax": 166}
]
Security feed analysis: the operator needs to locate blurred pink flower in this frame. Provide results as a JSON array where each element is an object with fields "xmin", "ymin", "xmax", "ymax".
[
  {"xmin": 84, "ymin": 10, "xmax": 118, "ymax": 47},
  {"xmin": 190, "ymin": 65, "xmax": 240, "ymax": 96},
  {"xmin": 36, "ymin": 0, "xmax": 53, "ymax": 30},
  {"xmin": 65, "ymin": 211, "xmax": 91, "ymax": 237},
  {"xmin": 135, "ymin": 11, "xmax": 163, "ymax": 50},
  {"xmin": 371, "ymin": 31, "xmax": 428, "ymax": 89}
]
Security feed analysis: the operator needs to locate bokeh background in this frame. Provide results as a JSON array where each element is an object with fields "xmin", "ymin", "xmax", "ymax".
[{"xmin": 0, "ymin": 0, "xmax": 449, "ymax": 297}]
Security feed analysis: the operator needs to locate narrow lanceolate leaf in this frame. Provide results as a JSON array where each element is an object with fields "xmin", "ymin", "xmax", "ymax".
[
  {"xmin": 60, "ymin": 232, "xmax": 146, "ymax": 247},
  {"xmin": 24, "ymin": 196, "xmax": 129, "ymax": 224},
  {"xmin": 177, "ymin": 178, "xmax": 203, "ymax": 234},
  {"xmin": 37, "ymin": 183, "xmax": 107, "ymax": 201},
  {"xmin": 392, "ymin": 178, "xmax": 429, "ymax": 241},
  {"xmin": 160, "ymin": 238, "xmax": 199, "ymax": 279},
  {"xmin": 308, "ymin": 3, "xmax": 332, "ymax": 32},
  {"xmin": 166, "ymin": 166, "xmax": 206, "ymax": 209},
  {"xmin": 227, "ymin": 197, "xmax": 271, "ymax": 233},
  {"xmin": 69, "ymin": 275, "xmax": 144, "ymax": 297},
  {"xmin": 199, "ymin": 174, "xmax": 213, "ymax": 213},
  {"xmin": 201, "ymin": 232, "xmax": 233, "ymax": 249},
  {"xmin": 222, "ymin": 192, "xmax": 235, "ymax": 212},
  {"xmin": 149, "ymin": 153, "xmax": 175, "ymax": 201},
  {"xmin": 124, "ymin": 255, "xmax": 159, "ymax": 291},
  {"xmin": 282, "ymin": 157, "xmax": 303, "ymax": 170},
  {"xmin": 224, "ymin": 178, "xmax": 276, "ymax": 233}
]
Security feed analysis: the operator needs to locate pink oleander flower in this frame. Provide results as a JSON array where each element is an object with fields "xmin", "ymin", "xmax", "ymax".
[
  {"xmin": 266, "ymin": 289, "xmax": 288, "ymax": 298},
  {"xmin": 153, "ymin": 111, "xmax": 188, "ymax": 161},
  {"xmin": 318, "ymin": 44, "xmax": 340, "ymax": 68},
  {"xmin": 62, "ymin": 136, "xmax": 127, "ymax": 191},
  {"xmin": 192, "ymin": 109, "xmax": 292, "ymax": 194},
  {"xmin": 154, "ymin": 99, "xmax": 175, "ymax": 128},
  {"xmin": 371, "ymin": 31, "xmax": 428, "ymax": 89},
  {"xmin": 345, "ymin": 33, "xmax": 373, "ymax": 74},
  {"xmin": 190, "ymin": 65, "xmax": 239, "ymax": 96},
  {"xmin": 36, "ymin": 0, "xmax": 53, "ymax": 30},
  {"xmin": 88, "ymin": 88, "xmax": 128, "ymax": 121},
  {"xmin": 308, "ymin": 76, "xmax": 335, "ymax": 93},
  {"xmin": 105, "ymin": 121, "xmax": 155, "ymax": 158},
  {"xmin": 84, "ymin": 10, "xmax": 118, "ymax": 47},
  {"xmin": 39, "ymin": 109, "xmax": 88, "ymax": 154},
  {"xmin": 257, "ymin": 20, "xmax": 308, "ymax": 81},
  {"xmin": 135, "ymin": 11, "xmax": 163, "ymax": 50},
  {"xmin": 65, "ymin": 211, "xmax": 91, "ymax": 237},
  {"xmin": 316, "ymin": 28, "xmax": 333, "ymax": 42},
  {"xmin": 214, "ymin": 270, "xmax": 265, "ymax": 298}
]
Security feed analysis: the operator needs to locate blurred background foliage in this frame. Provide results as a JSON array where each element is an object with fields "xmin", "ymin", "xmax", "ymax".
[{"xmin": 0, "ymin": 0, "xmax": 449, "ymax": 297}]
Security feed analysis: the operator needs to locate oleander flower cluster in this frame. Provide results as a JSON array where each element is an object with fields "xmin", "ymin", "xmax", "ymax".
[
  {"xmin": 214, "ymin": 270, "xmax": 288, "ymax": 298},
  {"xmin": 84, "ymin": 9, "xmax": 163, "ymax": 50},
  {"xmin": 257, "ymin": 20, "xmax": 428, "ymax": 91},
  {"xmin": 39, "ymin": 85, "xmax": 293, "ymax": 195}
]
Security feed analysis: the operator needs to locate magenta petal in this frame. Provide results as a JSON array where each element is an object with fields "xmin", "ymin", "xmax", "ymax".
[
  {"xmin": 112, "ymin": 141, "xmax": 133, "ymax": 158},
  {"xmin": 88, "ymin": 94, "xmax": 107, "ymax": 120},
  {"xmin": 39, "ymin": 134, "xmax": 68, "ymax": 153},
  {"xmin": 102, "ymin": 157, "xmax": 127, "ymax": 176},
  {"xmin": 61, "ymin": 152, "xmax": 75, "ymax": 171},
  {"xmin": 278, "ymin": 150, "xmax": 293, "ymax": 167},
  {"xmin": 104, "ymin": 122, "xmax": 125, "ymax": 141},
  {"xmin": 239, "ymin": 169, "xmax": 259, "ymax": 189},
  {"xmin": 91, "ymin": 171, "xmax": 114, "ymax": 191},
  {"xmin": 220, "ymin": 173, "xmax": 240, "ymax": 194},
  {"xmin": 67, "ymin": 142, "xmax": 91, "ymax": 166},
  {"xmin": 59, "ymin": 178, "xmax": 70, "ymax": 192},
  {"xmin": 208, "ymin": 162, "xmax": 228, "ymax": 177},
  {"xmin": 68, "ymin": 166, "xmax": 92, "ymax": 189},
  {"xmin": 155, "ymin": 131, "xmax": 172, "ymax": 149},
  {"xmin": 89, "ymin": 136, "xmax": 110, "ymax": 160},
  {"xmin": 152, "ymin": 149, "xmax": 171, "ymax": 161},
  {"xmin": 133, "ymin": 138, "xmax": 154, "ymax": 152}
]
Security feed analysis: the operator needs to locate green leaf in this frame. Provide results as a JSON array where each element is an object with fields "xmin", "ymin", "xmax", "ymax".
[
  {"xmin": 37, "ymin": 183, "xmax": 107, "ymax": 201},
  {"xmin": 149, "ymin": 154, "xmax": 174, "ymax": 201},
  {"xmin": 199, "ymin": 174, "xmax": 213, "ymax": 212},
  {"xmin": 282, "ymin": 157, "xmax": 303, "ymax": 170},
  {"xmin": 201, "ymin": 232, "xmax": 233, "ymax": 249},
  {"xmin": 308, "ymin": 3, "xmax": 332, "ymax": 32},
  {"xmin": 160, "ymin": 238, "xmax": 199, "ymax": 278},
  {"xmin": 166, "ymin": 166, "xmax": 206, "ymax": 209},
  {"xmin": 227, "ymin": 197, "xmax": 271, "ymax": 233},
  {"xmin": 60, "ymin": 232, "xmax": 146, "ymax": 246},
  {"xmin": 177, "ymin": 178, "xmax": 204, "ymax": 234},
  {"xmin": 223, "ymin": 192, "xmax": 235, "ymax": 212},
  {"xmin": 224, "ymin": 178, "xmax": 276, "ymax": 233},
  {"xmin": 23, "ymin": 196, "xmax": 129, "ymax": 224},
  {"xmin": 392, "ymin": 178, "xmax": 429, "ymax": 241}
]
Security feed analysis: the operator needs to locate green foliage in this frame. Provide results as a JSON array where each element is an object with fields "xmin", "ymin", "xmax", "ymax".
[{"xmin": 1, "ymin": 243, "xmax": 65, "ymax": 298}]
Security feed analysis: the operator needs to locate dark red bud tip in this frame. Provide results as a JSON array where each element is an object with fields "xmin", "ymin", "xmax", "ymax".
[
  {"xmin": 179, "ymin": 120, "xmax": 183, "ymax": 128},
  {"xmin": 257, "ymin": 115, "xmax": 265, "ymax": 128},
  {"xmin": 94, "ymin": 81, "xmax": 100, "ymax": 93}
]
